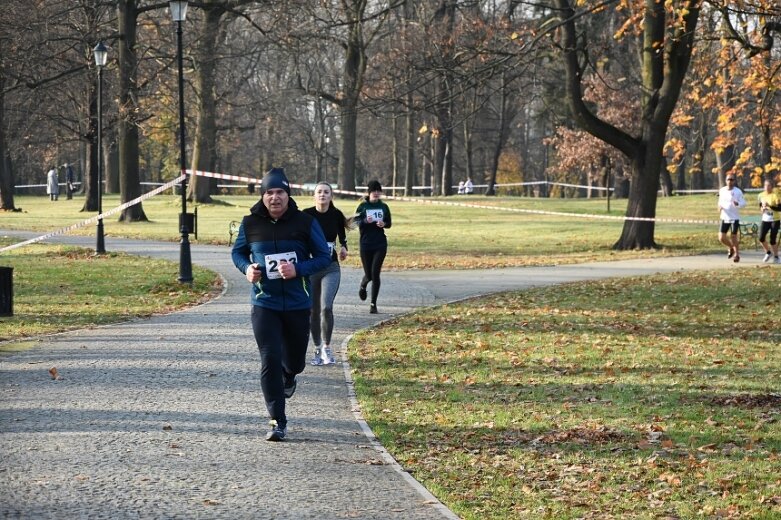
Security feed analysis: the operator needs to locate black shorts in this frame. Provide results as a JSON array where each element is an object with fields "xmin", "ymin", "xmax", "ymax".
[{"xmin": 720, "ymin": 221, "xmax": 739, "ymax": 234}]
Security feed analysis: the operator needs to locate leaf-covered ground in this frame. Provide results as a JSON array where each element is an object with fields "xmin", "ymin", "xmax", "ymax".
[{"xmin": 351, "ymin": 268, "xmax": 781, "ymax": 519}]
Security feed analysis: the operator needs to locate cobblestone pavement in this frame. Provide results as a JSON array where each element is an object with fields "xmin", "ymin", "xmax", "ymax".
[{"xmin": 1, "ymin": 231, "xmax": 757, "ymax": 519}]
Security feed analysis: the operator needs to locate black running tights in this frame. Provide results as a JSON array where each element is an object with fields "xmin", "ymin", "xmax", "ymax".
[{"xmin": 360, "ymin": 247, "xmax": 387, "ymax": 305}]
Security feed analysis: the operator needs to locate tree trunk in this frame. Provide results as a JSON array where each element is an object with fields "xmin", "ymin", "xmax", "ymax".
[
  {"xmin": 463, "ymin": 110, "xmax": 474, "ymax": 188},
  {"xmin": 613, "ymin": 155, "xmax": 659, "ymax": 249},
  {"xmin": 439, "ymin": 134, "xmax": 452, "ymax": 196},
  {"xmin": 0, "ymin": 72, "xmax": 16, "ymax": 211},
  {"xmin": 106, "ymin": 131, "xmax": 119, "ymax": 194},
  {"xmin": 758, "ymin": 51, "xmax": 776, "ymax": 181},
  {"xmin": 404, "ymin": 93, "xmax": 415, "ymax": 196},
  {"xmin": 337, "ymin": 2, "xmax": 367, "ymax": 194},
  {"xmin": 487, "ymin": 72, "xmax": 509, "ymax": 197},
  {"xmin": 391, "ymin": 113, "xmax": 398, "ymax": 192},
  {"xmin": 81, "ymin": 76, "xmax": 99, "ymax": 213},
  {"xmin": 675, "ymin": 154, "xmax": 687, "ymax": 192},
  {"xmin": 189, "ymin": 5, "xmax": 225, "ymax": 204},
  {"xmin": 716, "ymin": 145, "xmax": 735, "ymax": 187},
  {"xmin": 433, "ymin": 82, "xmax": 453, "ymax": 196},
  {"xmin": 104, "ymin": 129, "xmax": 118, "ymax": 194},
  {"xmin": 422, "ymin": 132, "xmax": 432, "ymax": 196},
  {"xmin": 690, "ymin": 152, "xmax": 704, "ymax": 190},
  {"xmin": 261, "ymin": 121, "xmax": 273, "ymax": 173},
  {"xmin": 339, "ymin": 103, "xmax": 358, "ymax": 193},
  {"xmin": 660, "ymin": 156, "xmax": 674, "ymax": 196},
  {"xmin": 117, "ymin": 0, "xmax": 147, "ymax": 222}
]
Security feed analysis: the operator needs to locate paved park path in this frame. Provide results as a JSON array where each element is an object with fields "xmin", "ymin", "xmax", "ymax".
[{"xmin": 1, "ymin": 231, "xmax": 761, "ymax": 519}]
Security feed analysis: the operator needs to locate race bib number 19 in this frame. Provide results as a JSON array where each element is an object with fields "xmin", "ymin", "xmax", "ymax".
[{"xmin": 265, "ymin": 251, "xmax": 298, "ymax": 279}]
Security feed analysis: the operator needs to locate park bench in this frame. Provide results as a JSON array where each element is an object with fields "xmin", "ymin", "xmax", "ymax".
[
  {"xmin": 228, "ymin": 220, "xmax": 240, "ymax": 245},
  {"xmin": 739, "ymin": 221, "xmax": 759, "ymax": 250}
]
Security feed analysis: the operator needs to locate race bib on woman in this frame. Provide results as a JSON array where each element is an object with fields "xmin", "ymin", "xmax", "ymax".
[{"xmin": 366, "ymin": 209, "xmax": 384, "ymax": 222}]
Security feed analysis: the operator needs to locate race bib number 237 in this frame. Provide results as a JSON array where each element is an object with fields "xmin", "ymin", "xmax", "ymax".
[{"xmin": 265, "ymin": 251, "xmax": 298, "ymax": 279}]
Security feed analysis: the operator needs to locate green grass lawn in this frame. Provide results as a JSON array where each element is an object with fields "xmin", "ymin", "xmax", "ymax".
[
  {"xmin": 350, "ymin": 267, "xmax": 781, "ymax": 519},
  {"xmin": 1, "ymin": 192, "xmax": 745, "ymax": 269},
  {"xmin": 0, "ymin": 238, "xmax": 222, "ymax": 344}
]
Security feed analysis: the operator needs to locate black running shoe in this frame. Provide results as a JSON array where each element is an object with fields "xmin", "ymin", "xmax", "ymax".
[
  {"xmin": 359, "ymin": 286, "xmax": 367, "ymax": 301},
  {"xmin": 369, "ymin": 303, "xmax": 378, "ymax": 314},
  {"xmin": 266, "ymin": 421, "xmax": 287, "ymax": 442}
]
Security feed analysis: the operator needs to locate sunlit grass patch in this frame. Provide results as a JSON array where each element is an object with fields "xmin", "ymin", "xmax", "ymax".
[
  {"xmin": 350, "ymin": 267, "xmax": 781, "ymax": 519},
  {"xmin": 0, "ymin": 242, "xmax": 222, "ymax": 343}
]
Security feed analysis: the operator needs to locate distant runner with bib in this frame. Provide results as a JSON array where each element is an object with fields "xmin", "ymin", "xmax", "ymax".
[
  {"xmin": 758, "ymin": 178, "xmax": 781, "ymax": 263},
  {"xmin": 231, "ymin": 168, "xmax": 331, "ymax": 441},
  {"xmin": 355, "ymin": 180, "xmax": 392, "ymax": 314}
]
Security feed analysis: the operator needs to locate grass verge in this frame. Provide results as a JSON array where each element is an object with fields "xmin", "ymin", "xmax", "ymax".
[
  {"xmin": 0, "ymin": 239, "xmax": 222, "ymax": 346},
  {"xmin": 350, "ymin": 267, "xmax": 781, "ymax": 519}
]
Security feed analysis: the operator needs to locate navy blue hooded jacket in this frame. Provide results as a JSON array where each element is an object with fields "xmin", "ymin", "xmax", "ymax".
[{"xmin": 232, "ymin": 197, "xmax": 331, "ymax": 311}]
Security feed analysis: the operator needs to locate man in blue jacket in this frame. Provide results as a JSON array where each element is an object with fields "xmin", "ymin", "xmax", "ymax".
[{"xmin": 232, "ymin": 168, "xmax": 331, "ymax": 441}]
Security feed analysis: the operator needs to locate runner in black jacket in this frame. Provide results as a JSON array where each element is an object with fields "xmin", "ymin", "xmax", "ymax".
[{"xmin": 232, "ymin": 168, "xmax": 331, "ymax": 441}]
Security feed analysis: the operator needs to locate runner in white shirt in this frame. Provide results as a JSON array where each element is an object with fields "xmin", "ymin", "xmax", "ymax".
[{"xmin": 717, "ymin": 175, "xmax": 747, "ymax": 263}]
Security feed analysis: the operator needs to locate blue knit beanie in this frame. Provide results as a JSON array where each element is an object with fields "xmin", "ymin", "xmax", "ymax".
[{"xmin": 260, "ymin": 168, "xmax": 290, "ymax": 195}]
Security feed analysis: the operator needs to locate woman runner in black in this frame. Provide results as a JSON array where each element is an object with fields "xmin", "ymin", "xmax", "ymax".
[
  {"xmin": 303, "ymin": 182, "xmax": 351, "ymax": 365},
  {"xmin": 355, "ymin": 180, "xmax": 392, "ymax": 314}
]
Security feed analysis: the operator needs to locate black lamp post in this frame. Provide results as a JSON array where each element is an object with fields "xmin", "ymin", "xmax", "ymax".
[
  {"xmin": 171, "ymin": 0, "xmax": 193, "ymax": 283},
  {"xmin": 93, "ymin": 42, "xmax": 108, "ymax": 254}
]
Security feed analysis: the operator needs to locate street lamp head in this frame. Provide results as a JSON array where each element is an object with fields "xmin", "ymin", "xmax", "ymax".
[
  {"xmin": 93, "ymin": 42, "xmax": 108, "ymax": 68},
  {"xmin": 169, "ymin": 0, "xmax": 188, "ymax": 22}
]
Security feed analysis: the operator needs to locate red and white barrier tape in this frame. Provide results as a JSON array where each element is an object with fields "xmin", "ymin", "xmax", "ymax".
[
  {"xmin": 2, "ymin": 169, "xmax": 724, "ymax": 255},
  {"xmin": 186, "ymin": 169, "xmax": 720, "ymax": 225},
  {"xmin": 0, "ymin": 176, "xmax": 184, "ymax": 253}
]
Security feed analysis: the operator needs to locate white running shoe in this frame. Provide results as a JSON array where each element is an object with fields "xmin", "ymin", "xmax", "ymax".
[
  {"xmin": 321, "ymin": 346, "xmax": 335, "ymax": 365},
  {"xmin": 763, "ymin": 252, "xmax": 772, "ymax": 263},
  {"xmin": 311, "ymin": 348, "xmax": 323, "ymax": 366}
]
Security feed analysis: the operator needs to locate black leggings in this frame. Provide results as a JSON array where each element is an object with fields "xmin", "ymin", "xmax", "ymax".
[
  {"xmin": 759, "ymin": 220, "xmax": 780, "ymax": 245},
  {"xmin": 251, "ymin": 306, "xmax": 310, "ymax": 428},
  {"xmin": 360, "ymin": 247, "xmax": 387, "ymax": 305}
]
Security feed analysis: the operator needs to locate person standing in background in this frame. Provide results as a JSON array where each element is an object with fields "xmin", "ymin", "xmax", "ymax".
[
  {"xmin": 717, "ymin": 175, "xmax": 747, "ymax": 263},
  {"xmin": 46, "ymin": 166, "xmax": 59, "ymax": 201},
  {"xmin": 303, "ymin": 182, "xmax": 351, "ymax": 366},
  {"xmin": 757, "ymin": 178, "xmax": 781, "ymax": 263},
  {"xmin": 64, "ymin": 163, "xmax": 76, "ymax": 200},
  {"xmin": 355, "ymin": 180, "xmax": 392, "ymax": 314}
]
